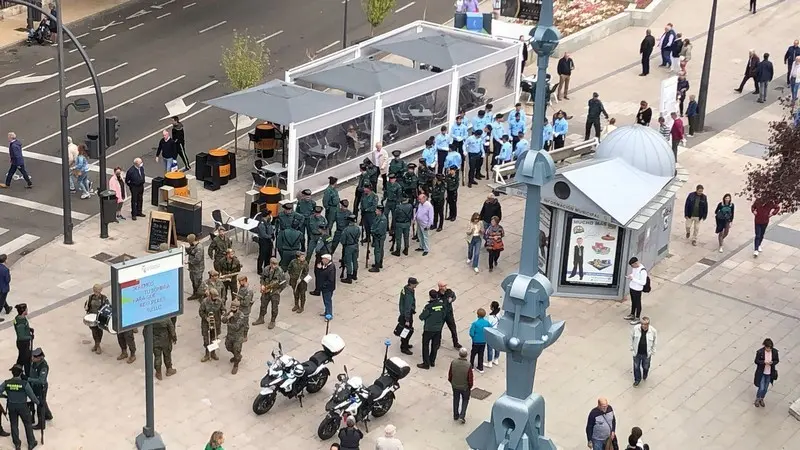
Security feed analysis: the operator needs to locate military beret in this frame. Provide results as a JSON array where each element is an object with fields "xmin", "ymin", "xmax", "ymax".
[
  {"xmin": 314, "ymin": 205, "xmax": 323, "ymax": 213},
  {"xmin": 301, "ymin": 189, "xmax": 312, "ymax": 195}
]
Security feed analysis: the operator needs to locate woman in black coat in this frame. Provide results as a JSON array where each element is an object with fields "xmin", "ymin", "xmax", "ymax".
[{"xmin": 753, "ymin": 338, "xmax": 778, "ymax": 407}]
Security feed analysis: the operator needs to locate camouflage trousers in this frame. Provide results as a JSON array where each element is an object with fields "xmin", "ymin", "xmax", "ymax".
[
  {"xmin": 259, "ymin": 293, "xmax": 281, "ymax": 322},
  {"xmin": 117, "ymin": 330, "xmax": 136, "ymax": 354},
  {"xmin": 189, "ymin": 269, "xmax": 203, "ymax": 295},
  {"xmin": 225, "ymin": 337, "xmax": 243, "ymax": 363},
  {"xmin": 153, "ymin": 344, "xmax": 173, "ymax": 370},
  {"xmin": 201, "ymin": 321, "xmax": 222, "ymax": 348},
  {"xmin": 221, "ymin": 279, "xmax": 238, "ymax": 303},
  {"xmin": 290, "ymin": 278, "xmax": 307, "ymax": 307}
]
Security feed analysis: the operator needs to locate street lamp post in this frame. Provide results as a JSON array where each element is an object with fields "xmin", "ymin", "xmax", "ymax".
[
  {"xmin": 342, "ymin": 0, "xmax": 349, "ymax": 49},
  {"xmin": 695, "ymin": 0, "xmax": 717, "ymax": 131}
]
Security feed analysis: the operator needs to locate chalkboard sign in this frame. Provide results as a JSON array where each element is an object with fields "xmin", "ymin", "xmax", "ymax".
[{"xmin": 146, "ymin": 211, "xmax": 177, "ymax": 252}]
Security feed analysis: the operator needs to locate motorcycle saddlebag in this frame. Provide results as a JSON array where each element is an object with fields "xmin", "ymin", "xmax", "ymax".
[{"xmin": 384, "ymin": 356, "xmax": 411, "ymax": 380}]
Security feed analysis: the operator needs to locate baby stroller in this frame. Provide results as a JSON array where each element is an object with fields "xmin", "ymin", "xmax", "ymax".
[{"xmin": 27, "ymin": 18, "xmax": 51, "ymax": 46}]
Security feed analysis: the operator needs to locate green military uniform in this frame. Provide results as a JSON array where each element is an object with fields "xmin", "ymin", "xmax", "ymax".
[
  {"xmin": 85, "ymin": 292, "xmax": 109, "ymax": 352},
  {"xmin": 296, "ymin": 190, "xmax": 316, "ymax": 243},
  {"xmin": 445, "ymin": 169, "xmax": 460, "ymax": 221},
  {"xmin": 236, "ymin": 283, "xmax": 255, "ymax": 340},
  {"xmin": 398, "ymin": 283, "xmax": 417, "ymax": 352},
  {"xmin": 218, "ymin": 255, "xmax": 242, "ymax": 303},
  {"xmin": 0, "ymin": 373, "xmax": 38, "ymax": 448},
  {"xmin": 207, "ymin": 233, "xmax": 232, "ymax": 272},
  {"xmin": 276, "ymin": 227, "xmax": 304, "ymax": 271},
  {"xmin": 365, "ymin": 162, "xmax": 380, "ymax": 191},
  {"xmin": 13, "ymin": 314, "xmax": 32, "ymax": 376},
  {"xmin": 360, "ymin": 190, "xmax": 378, "ymax": 244},
  {"xmin": 353, "ymin": 168, "xmax": 370, "ymax": 220},
  {"xmin": 257, "ymin": 265, "xmax": 287, "ymax": 328},
  {"xmin": 322, "ymin": 180, "xmax": 340, "ymax": 227},
  {"xmin": 186, "ymin": 240, "xmax": 205, "ymax": 299},
  {"xmin": 400, "ymin": 167, "xmax": 419, "ymax": 200},
  {"xmin": 288, "ymin": 256, "xmax": 310, "ymax": 312},
  {"xmin": 430, "ymin": 179, "xmax": 446, "ymax": 230},
  {"xmin": 392, "ymin": 201, "xmax": 413, "ymax": 255},
  {"xmin": 419, "ymin": 295, "xmax": 447, "ymax": 367},
  {"xmin": 388, "ymin": 154, "xmax": 406, "ymax": 179},
  {"xmin": 222, "ymin": 307, "xmax": 247, "ymax": 374},
  {"xmin": 369, "ymin": 210, "xmax": 389, "ymax": 272},
  {"xmin": 29, "ymin": 351, "xmax": 52, "ymax": 427},
  {"xmin": 199, "ymin": 294, "xmax": 226, "ymax": 361},
  {"xmin": 331, "ymin": 204, "xmax": 352, "ymax": 255},
  {"xmin": 383, "ymin": 178, "xmax": 402, "ymax": 238},
  {"xmin": 417, "ymin": 162, "xmax": 434, "ymax": 193},
  {"xmin": 306, "ymin": 208, "xmax": 328, "ymax": 259},
  {"xmin": 151, "ymin": 319, "xmax": 177, "ymax": 377},
  {"xmin": 340, "ymin": 217, "xmax": 361, "ymax": 282},
  {"xmin": 276, "ymin": 207, "xmax": 305, "ymax": 234}
]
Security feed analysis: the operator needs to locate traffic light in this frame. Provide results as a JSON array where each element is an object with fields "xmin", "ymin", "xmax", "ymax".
[
  {"xmin": 105, "ymin": 116, "xmax": 120, "ymax": 147},
  {"xmin": 85, "ymin": 134, "xmax": 99, "ymax": 159}
]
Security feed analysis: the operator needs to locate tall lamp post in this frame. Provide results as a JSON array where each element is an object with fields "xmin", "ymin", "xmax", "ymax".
[
  {"xmin": 8, "ymin": 0, "xmax": 110, "ymax": 240},
  {"xmin": 342, "ymin": 0, "xmax": 349, "ymax": 49},
  {"xmin": 466, "ymin": 1, "xmax": 565, "ymax": 449},
  {"xmin": 695, "ymin": 0, "xmax": 717, "ymax": 131}
]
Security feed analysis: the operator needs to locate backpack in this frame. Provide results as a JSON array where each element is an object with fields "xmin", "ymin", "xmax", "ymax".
[
  {"xmin": 643, "ymin": 274, "xmax": 652, "ymax": 293},
  {"xmin": 716, "ymin": 204, "xmax": 733, "ymax": 221}
]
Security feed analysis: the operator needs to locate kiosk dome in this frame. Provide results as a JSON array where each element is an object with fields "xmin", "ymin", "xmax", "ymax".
[{"xmin": 595, "ymin": 125, "xmax": 675, "ymax": 178}]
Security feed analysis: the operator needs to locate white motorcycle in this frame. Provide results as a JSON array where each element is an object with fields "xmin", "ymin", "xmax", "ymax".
[
  {"xmin": 252, "ymin": 333, "xmax": 345, "ymax": 415},
  {"xmin": 317, "ymin": 355, "xmax": 410, "ymax": 440}
]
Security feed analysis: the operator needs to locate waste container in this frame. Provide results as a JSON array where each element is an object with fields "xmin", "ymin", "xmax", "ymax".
[
  {"xmin": 259, "ymin": 186, "xmax": 282, "ymax": 217},
  {"xmin": 99, "ymin": 189, "xmax": 118, "ymax": 224}
]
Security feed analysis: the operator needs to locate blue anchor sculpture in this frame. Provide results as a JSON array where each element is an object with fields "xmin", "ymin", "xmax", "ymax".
[{"xmin": 466, "ymin": 2, "xmax": 565, "ymax": 449}]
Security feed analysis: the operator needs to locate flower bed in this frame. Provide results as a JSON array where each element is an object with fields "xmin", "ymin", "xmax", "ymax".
[
  {"xmin": 635, "ymin": 0, "xmax": 654, "ymax": 8},
  {"xmin": 504, "ymin": 0, "xmax": 628, "ymax": 37}
]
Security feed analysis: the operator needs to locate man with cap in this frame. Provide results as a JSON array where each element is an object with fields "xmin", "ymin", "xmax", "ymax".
[
  {"xmin": 207, "ymin": 228, "xmax": 232, "ymax": 272},
  {"xmin": 369, "ymin": 205, "xmax": 388, "ymax": 273},
  {"xmin": 219, "ymin": 248, "xmax": 242, "ymax": 303},
  {"xmin": 28, "ymin": 348, "xmax": 51, "ymax": 430},
  {"xmin": 388, "ymin": 149, "xmax": 406, "ymax": 180},
  {"xmin": 254, "ymin": 212, "xmax": 275, "ymax": 275},
  {"xmin": 199, "ymin": 288, "xmax": 226, "ymax": 363},
  {"xmin": 465, "ymin": 129, "xmax": 483, "ymax": 187},
  {"xmin": 435, "ymin": 125, "xmax": 451, "ymax": 174},
  {"xmin": 422, "ymin": 139, "xmax": 437, "ymax": 171},
  {"xmin": 331, "ymin": 199, "xmax": 352, "ymax": 256},
  {"xmin": 391, "ymin": 197, "xmax": 414, "ymax": 256},
  {"xmin": 397, "ymin": 278, "xmax": 418, "ymax": 355},
  {"xmin": 288, "ymin": 251, "xmax": 309, "ymax": 313},
  {"xmin": 255, "ymin": 257, "xmax": 287, "ymax": 329},
  {"xmin": 275, "ymin": 201, "xmax": 305, "ymax": 235},
  {"xmin": 437, "ymin": 281, "xmax": 462, "ymax": 349},
  {"xmin": 383, "ymin": 173, "xmax": 402, "ymax": 243},
  {"xmin": 0, "ymin": 364, "xmax": 38, "ymax": 449},
  {"xmin": 236, "ymin": 275, "xmax": 255, "ymax": 341},
  {"xmin": 401, "ymin": 163, "xmax": 418, "ymax": 201},
  {"xmin": 418, "ymin": 289, "xmax": 447, "ymax": 369},
  {"xmin": 374, "ymin": 142, "xmax": 389, "ymax": 192},
  {"xmin": 353, "ymin": 164, "xmax": 369, "ymax": 220},
  {"xmin": 445, "ymin": 165, "xmax": 460, "ymax": 221},
  {"xmin": 296, "ymin": 188, "xmax": 316, "ymax": 244},
  {"xmin": 359, "ymin": 184, "xmax": 378, "ymax": 244},
  {"xmin": 322, "ymin": 176, "xmax": 340, "ymax": 227},
  {"xmin": 306, "ymin": 205, "xmax": 328, "ymax": 260},
  {"xmin": 152, "ymin": 317, "xmax": 177, "ymax": 380},
  {"xmin": 340, "ymin": 214, "xmax": 361, "ymax": 284},
  {"xmin": 185, "ymin": 233, "xmax": 205, "ymax": 300},
  {"xmin": 451, "ymin": 115, "xmax": 468, "ymax": 169},
  {"xmin": 222, "ymin": 298, "xmax": 247, "ymax": 374},
  {"xmin": 443, "ymin": 147, "xmax": 462, "ymax": 180},
  {"xmin": 310, "ymin": 224, "xmax": 333, "ymax": 296},
  {"xmin": 204, "ymin": 270, "xmax": 224, "ymax": 301},
  {"xmin": 276, "ymin": 218, "xmax": 304, "ymax": 271},
  {"xmin": 317, "ymin": 254, "xmax": 337, "ymax": 317},
  {"xmin": 430, "ymin": 174, "xmax": 447, "ymax": 232}
]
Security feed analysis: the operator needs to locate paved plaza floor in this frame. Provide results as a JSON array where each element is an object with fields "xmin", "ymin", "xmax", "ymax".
[{"xmin": 2, "ymin": 0, "xmax": 800, "ymax": 449}]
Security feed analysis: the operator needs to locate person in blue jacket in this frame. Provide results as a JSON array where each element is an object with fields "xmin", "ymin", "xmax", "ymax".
[
  {"xmin": 0, "ymin": 253, "xmax": 11, "ymax": 322},
  {"xmin": 468, "ymin": 308, "xmax": 491, "ymax": 373},
  {"xmin": 1, "ymin": 132, "xmax": 33, "ymax": 189}
]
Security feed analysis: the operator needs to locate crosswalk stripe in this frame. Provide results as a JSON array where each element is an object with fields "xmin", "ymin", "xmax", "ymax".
[
  {"xmin": 0, "ymin": 234, "xmax": 39, "ymax": 255},
  {"xmin": 0, "ymin": 194, "xmax": 91, "ymax": 220},
  {"xmin": 0, "ymin": 228, "xmax": 7, "ymax": 236}
]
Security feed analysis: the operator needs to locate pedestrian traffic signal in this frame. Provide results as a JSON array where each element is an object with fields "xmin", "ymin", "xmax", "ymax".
[
  {"xmin": 85, "ymin": 133, "xmax": 99, "ymax": 159},
  {"xmin": 105, "ymin": 116, "xmax": 120, "ymax": 147}
]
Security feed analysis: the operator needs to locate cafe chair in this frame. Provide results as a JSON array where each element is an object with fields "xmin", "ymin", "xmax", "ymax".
[
  {"xmin": 212, "ymin": 209, "xmax": 235, "ymax": 232},
  {"xmin": 251, "ymin": 171, "xmax": 268, "ymax": 190},
  {"xmin": 254, "ymin": 159, "xmax": 268, "ymax": 176},
  {"xmin": 248, "ymin": 132, "xmax": 260, "ymax": 150}
]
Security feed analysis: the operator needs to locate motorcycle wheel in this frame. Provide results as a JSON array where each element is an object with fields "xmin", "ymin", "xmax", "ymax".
[
  {"xmin": 317, "ymin": 414, "xmax": 340, "ymax": 440},
  {"xmin": 252, "ymin": 393, "xmax": 277, "ymax": 415},
  {"xmin": 371, "ymin": 392, "xmax": 395, "ymax": 418},
  {"xmin": 306, "ymin": 371, "xmax": 329, "ymax": 394}
]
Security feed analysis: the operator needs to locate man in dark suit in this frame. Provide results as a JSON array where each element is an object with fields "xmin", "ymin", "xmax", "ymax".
[
  {"xmin": 569, "ymin": 237, "xmax": 584, "ymax": 280},
  {"xmin": 639, "ymin": 29, "xmax": 656, "ymax": 76},
  {"xmin": 0, "ymin": 253, "xmax": 11, "ymax": 322},
  {"xmin": 125, "ymin": 158, "xmax": 146, "ymax": 220}
]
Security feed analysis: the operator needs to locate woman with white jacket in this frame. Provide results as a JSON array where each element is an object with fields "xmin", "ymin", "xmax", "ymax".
[
  {"xmin": 374, "ymin": 142, "xmax": 389, "ymax": 192},
  {"xmin": 485, "ymin": 301, "xmax": 502, "ymax": 367}
]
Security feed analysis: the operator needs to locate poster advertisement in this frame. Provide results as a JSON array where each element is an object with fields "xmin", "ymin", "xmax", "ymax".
[
  {"xmin": 660, "ymin": 76, "xmax": 678, "ymax": 128},
  {"xmin": 538, "ymin": 206, "xmax": 552, "ymax": 275},
  {"xmin": 564, "ymin": 217, "xmax": 619, "ymax": 286},
  {"xmin": 112, "ymin": 250, "xmax": 183, "ymax": 332}
]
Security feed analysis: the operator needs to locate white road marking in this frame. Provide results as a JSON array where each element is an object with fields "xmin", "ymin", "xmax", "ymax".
[
  {"xmin": 91, "ymin": 21, "xmax": 121, "ymax": 33},
  {"xmin": 0, "ymin": 195, "xmax": 90, "ymax": 220},
  {"xmin": 183, "ymin": 2, "xmax": 196, "ymax": 8},
  {"xmin": 99, "ymin": 34, "xmax": 117, "ymax": 42},
  {"xmin": 0, "ymin": 227, "xmax": 7, "ymax": 236},
  {"xmin": 129, "ymin": 23, "xmax": 145, "ymax": 30},
  {"xmin": 257, "ymin": 30, "xmax": 284, "ymax": 43},
  {"xmin": 126, "ymin": 9, "xmax": 151, "ymax": 20},
  {"xmin": 0, "ymin": 71, "xmax": 20, "ymax": 80},
  {"xmin": 157, "ymin": 13, "xmax": 171, "ymax": 19},
  {"xmin": 64, "ymin": 32, "xmax": 89, "ymax": 44},
  {"xmin": 316, "ymin": 41, "xmax": 340, "ymax": 53},
  {"xmin": 151, "ymin": 0, "xmax": 176, "ymax": 9},
  {"xmin": 67, "ymin": 68, "xmax": 157, "ymax": 97},
  {"xmin": 395, "ymin": 2, "xmax": 416, "ymax": 13},
  {"xmin": 199, "ymin": 21, "xmax": 227, "ymax": 34},
  {"xmin": 68, "ymin": 45, "xmax": 87, "ymax": 54},
  {"xmin": 0, "ymin": 234, "xmax": 41, "ymax": 255},
  {"xmin": 36, "ymin": 58, "xmax": 54, "ymax": 66},
  {"xmin": 162, "ymin": 80, "xmax": 219, "ymax": 118},
  {"xmin": 0, "ymin": 62, "xmax": 128, "ymax": 119}
]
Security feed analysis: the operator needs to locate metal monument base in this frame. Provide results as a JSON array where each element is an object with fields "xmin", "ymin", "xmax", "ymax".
[
  {"xmin": 467, "ymin": 393, "xmax": 557, "ymax": 450},
  {"xmin": 135, "ymin": 431, "xmax": 166, "ymax": 450}
]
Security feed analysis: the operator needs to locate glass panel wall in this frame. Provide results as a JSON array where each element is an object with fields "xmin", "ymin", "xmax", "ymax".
[
  {"xmin": 296, "ymin": 112, "xmax": 373, "ymax": 181},
  {"xmin": 457, "ymin": 58, "xmax": 516, "ymax": 116},
  {"xmin": 383, "ymin": 86, "xmax": 450, "ymax": 147}
]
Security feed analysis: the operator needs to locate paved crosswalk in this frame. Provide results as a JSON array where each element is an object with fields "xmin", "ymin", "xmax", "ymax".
[{"xmin": 0, "ymin": 227, "xmax": 41, "ymax": 257}]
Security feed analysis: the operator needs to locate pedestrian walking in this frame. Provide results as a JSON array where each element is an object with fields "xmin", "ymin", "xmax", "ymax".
[
  {"xmin": 171, "ymin": 116, "xmax": 191, "ymax": 170},
  {"xmin": 753, "ymin": 338, "xmax": 778, "ymax": 407},
  {"xmin": 584, "ymin": 92, "xmax": 609, "ymax": 140},
  {"xmin": 0, "ymin": 254, "xmax": 12, "ymax": 323},
  {"xmin": 468, "ymin": 308, "xmax": 491, "ymax": 373},
  {"xmin": 67, "ymin": 136, "xmax": 78, "ymax": 192},
  {"xmin": 338, "ymin": 416, "xmax": 363, "ymax": 450},
  {"xmin": 317, "ymin": 254, "xmax": 336, "ymax": 317},
  {"xmin": 790, "ymin": 56, "xmax": 800, "ymax": 102},
  {"xmin": 714, "ymin": 193, "xmax": 735, "ymax": 252},
  {"xmin": 125, "ymin": 158, "xmax": 146, "ymax": 220},
  {"xmin": 752, "ymin": 199, "xmax": 780, "ymax": 257},
  {"xmin": 586, "ymin": 397, "xmax": 617, "ymax": 450},
  {"xmin": 72, "ymin": 144, "xmax": 92, "ymax": 199},
  {"xmin": 658, "ymin": 24, "xmax": 676, "ymax": 68},
  {"xmin": 417, "ymin": 289, "xmax": 446, "ymax": 370},
  {"xmin": 627, "ymin": 427, "xmax": 649, "ymax": 450},
  {"xmin": 685, "ymin": 95, "xmax": 699, "ymax": 136},
  {"xmin": 669, "ymin": 112, "xmax": 684, "ymax": 159},
  {"xmin": 636, "ymin": 101, "xmax": 652, "ymax": 126},
  {"xmin": 556, "ymin": 52, "xmax": 574, "ymax": 100},
  {"xmin": 683, "ymin": 184, "xmax": 707, "ymax": 245},
  {"xmin": 670, "ymin": 33, "xmax": 683, "ymax": 72},
  {"xmin": 397, "ymin": 277, "xmax": 418, "ymax": 355},
  {"xmin": 465, "ymin": 213, "xmax": 484, "ymax": 273},
  {"xmin": 415, "ymin": 193, "xmax": 433, "ymax": 256},
  {"xmin": 639, "ymin": 29, "xmax": 655, "ymax": 76},
  {"xmin": 376, "ymin": 424, "xmax": 404, "ymax": 450},
  {"xmin": 782, "ymin": 40, "xmax": 800, "ymax": 86},
  {"xmin": 676, "ymin": 74, "xmax": 689, "ymax": 116},
  {"xmin": 553, "ymin": 111, "xmax": 568, "ymax": 149},
  {"xmin": 485, "ymin": 301, "xmax": 501, "ymax": 367},
  {"xmin": 155, "ymin": 129, "xmax": 178, "ymax": 173},
  {"xmin": 205, "ymin": 430, "xmax": 225, "ymax": 450},
  {"xmin": 630, "ymin": 317, "xmax": 657, "ymax": 386},
  {"xmin": 108, "ymin": 166, "xmax": 127, "ymax": 220},
  {"xmin": 1, "ymin": 132, "xmax": 33, "ymax": 189},
  {"xmin": 755, "ymin": 53, "xmax": 774, "ymax": 103},
  {"xmin": 624, "ymin": 257, "xmax": 648, "ymax": 325},
  {"xmin": 735, "ymin": 50, "xmax": 760, "ymax": 94},
  {"xmin": 484, "ymin": 217, "xmax": 505, "ymax": 273},
  {"xmin": 679, "ymin": 38, "xmax": 692, "ymax": 73},
  {"xmin": 479, "ymin": 194, "xmax": 502, "ymax": 231},
  {"xmin": 448, "ymin": 347, "xmax": 473, "ymax": 424},
  {"xmin": 222, "ymin": 299, "xmax": 246, "ymax": 374},
  {"xmin": 657, "ymin": 116, "xmax": 670, "ymax": 141}
]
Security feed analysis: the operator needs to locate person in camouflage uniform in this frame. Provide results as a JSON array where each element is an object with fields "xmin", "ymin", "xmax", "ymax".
[
  {"xmin": 417, "ymin": 157, "xmax": 434, "ymax": 194},
  {"xmin": 401, "ymin": 163, "xmax": 419, "ymax": 201},
  {"xmin": 199, "ymin": 288, "xmax": 226, "ymax": 362},
  {"xmin": 306, "ymin": 206, "xmax": 328, "ymax": 260},
  {"xmin": 369, "ymin": 205, "xmax": 388, "ymax": 273},
  {"xmin": 288, "ymin": 251, "xmax": 309, "ymax": 313},
  {"xmin": 359, "ymin": 185, "xmax": 378, "ymax": 244},
  {"xmin": 152, "ymin": 318, "xmax": 177, "ymax": 380},
  {"xmin": 331, "ymin": 199, "xmax": 352, "ymax": 256},
  {"xmin": 430, "ymin": 174, "xmax": 447, "ymax": 232},
  {"xmin": 235, "ymin": 275, "xmax": 254, "ymax": 342},
  {"xmin": 185, "ymin": 233, "xmax": 205, "ymax": 300},
  {"xmin": 353, "ymin": 164, "xmax": 369, "ymax": 221},
  {"xmin": 295, "ymin": 188, "xmax": 316, "ymax": 244},
  {"xmin": 84, "ymin": 284, "xmax": 109, "ymax": 354},
  {"xmin": 222, "ymin": 299, "xmax": 247, "ymax": 374},
  {"xmin": 218, "ymin": 248, "xmax": 242, "ymax": 303},
  {"xmin": 322, "ymin": 176, "xmax": 340, "ymax": 226},
  {"xmin": 204, "ymin": 270, "xmax": 224, "ymax": 299},
  {"xmin": 445, "ymin": 165, "xmax": 460, "ymax": 221},
  {"xmin": 207, "ymin": 228, "xmax": 232, "ymax": 272},
  {"xmin": 254, "ymin": 258, "xmax": 287, "ymax": 329}
]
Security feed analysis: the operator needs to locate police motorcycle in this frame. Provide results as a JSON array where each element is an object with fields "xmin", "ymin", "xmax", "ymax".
[
  {"xmin": 317, "ymin": 341, "xmax": 410, "ymax": 440},
  {"xmin": 252, "ymin": 329, "xmax": 345, "ymax": 415}
]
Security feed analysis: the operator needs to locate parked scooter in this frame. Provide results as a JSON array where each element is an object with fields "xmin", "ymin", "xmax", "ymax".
[{"xmin": 317, "ymin": 341, "xmax": 410, "ymax": 440}]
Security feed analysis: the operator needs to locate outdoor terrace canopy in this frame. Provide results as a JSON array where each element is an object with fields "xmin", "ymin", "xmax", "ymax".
[
  {"xmin": 368, "ymin": 27, "xmax": 498, "ymax": 68},
  {"xmin": 295, "ymin": 60, "xmax": 430, "ymax": 98}
]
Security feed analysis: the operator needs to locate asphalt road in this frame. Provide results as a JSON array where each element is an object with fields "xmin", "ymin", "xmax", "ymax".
[{"xmin": 0, "ymin": 0, "xmax": 456, "ymax": 263}]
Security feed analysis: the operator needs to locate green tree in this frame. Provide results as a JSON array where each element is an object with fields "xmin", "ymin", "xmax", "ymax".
[
  {"xmin": 221, "ymin": 30, "xmax": 269, "ymax": 152},
  {"xmin": 362, "ymin": 0, "xmax": 396, "ymax": 36}
]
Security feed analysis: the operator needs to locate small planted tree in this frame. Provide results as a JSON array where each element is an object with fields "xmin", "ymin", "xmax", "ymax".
[
  {"xmin": 362, "ymin": 0, "xmax": 396, "ymax": 36},
  {"xmin": 221, "ymin": 30, "xmax": 269, "ymax": 153},
  {"xmin": 741, "ymin": 99, "xmax": 800, "ymax": 212}
]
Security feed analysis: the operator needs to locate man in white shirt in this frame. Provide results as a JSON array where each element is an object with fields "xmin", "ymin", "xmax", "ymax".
[
  {"xmin": 624, "ymin": 257, "xmax": 647, "ymax": 324},
  {"xmin": 630, "ymin": 316, "xmax": 657, "ymax": 387},
  {"xmin": 67, "ymin": 136, "xmax": 78, "ymax": 192},
  {"xmin": 374, "ymin": 142, "xmax": 389, "ymax": 192}
]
